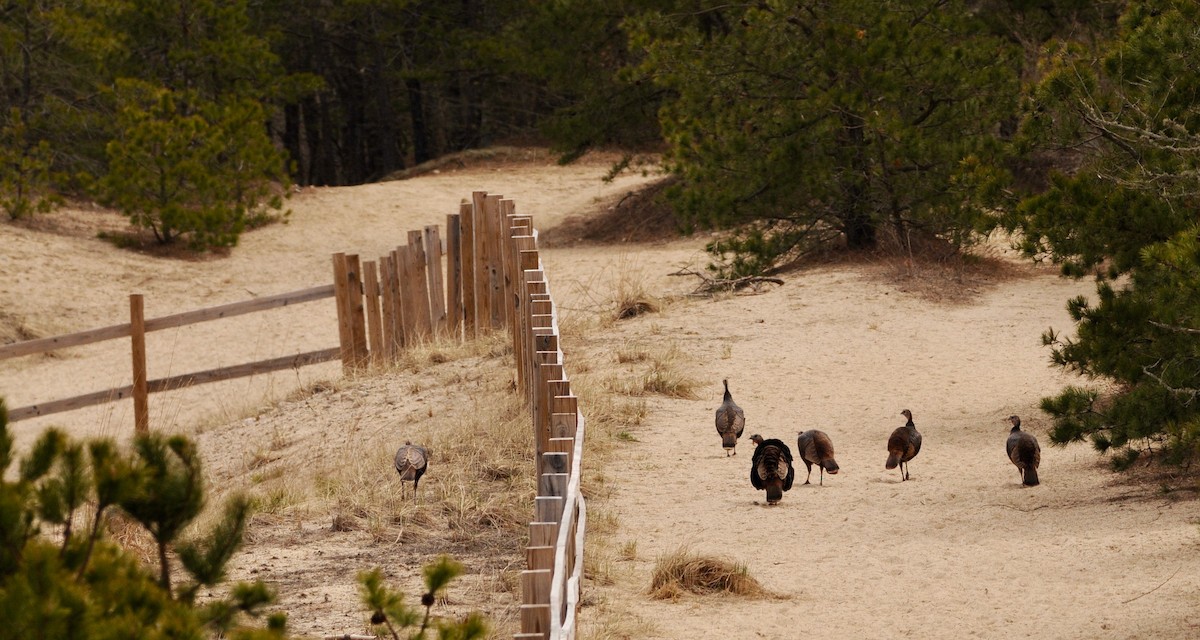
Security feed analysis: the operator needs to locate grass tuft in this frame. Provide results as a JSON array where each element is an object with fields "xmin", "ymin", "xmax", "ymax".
[{"xmin": 648, "ymin": 546, "xmax": 770, "ymax": 600}]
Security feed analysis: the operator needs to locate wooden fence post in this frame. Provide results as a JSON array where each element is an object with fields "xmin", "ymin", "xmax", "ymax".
[
  {"xmin": 388, "ymin": 249, "xmax": 406, "ymax": 351},
  {"xmin": 446, "ymin": 213, "xmax": 464, "ymax": 341},
  {"xmin": 520, "ymin": 569, "xmax": 552, "ymax": 638},
  {"xmin": 408, "ymin": 229, "xmax": 433, "ymax": 339},
  {"xmin": 485, "ymin": 194, "xmax": 506, "ymax": 330},
  {"xmin": 460, "ymin": 200, "xmax": 477, "ymax": 339},
  {"xmin": 423, "ymin": 225, "xmax": 447, "ymax": 335},
  {"xmin": 346, "ymin": 254, "xmax": 369, "ymax": 368},
  {"xmin": 471, "ymin": 191, "xmax": 492, "ymax": 334},
  {"xmin": 379, "ymin": 255, "xmax": 398, "ymax": 361},
  {"xmin": 332, "ymin": 253, "xmax": 355, "ymax": 373},
  {"xmin": 362, "ymin": 260, "xmax": 384, "ymax": 368},
  {"xmin": 130, "ymin": 294, "xmax": 149, "ymax": 434},
  {"xmin": 501, "ymin": 202, "xmax": 521, "ymax": 330}
]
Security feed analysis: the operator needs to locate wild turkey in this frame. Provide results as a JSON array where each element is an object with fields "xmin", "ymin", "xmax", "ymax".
[
  {"xmin": 885, "ymin": 409, "xmax": 922, "ymax": 481},
  {"xmin": 394, "ymin": 441, "xmax": 428, "ymax": 500},
  {"xmin": 1006, "ymin": 415, "xmax": 1041, "ymax": 486},
  {"xmin": 749, "ymin": 434, "xmax": 795, "ymax": 505},
  {"xmin": 796, "ymin": 430, "xmax": 839, "ymax": 485},
  {"xmin": 714, "ymin": 379, "xmax": 746, "ymax": 456}
]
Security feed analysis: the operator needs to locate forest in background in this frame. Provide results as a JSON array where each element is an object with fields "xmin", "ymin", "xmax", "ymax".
[{"xmin": 4, "ymin": 0, "xmax": 1200, "ymax": 467}]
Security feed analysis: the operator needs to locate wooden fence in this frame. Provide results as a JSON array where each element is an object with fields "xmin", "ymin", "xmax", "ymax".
[{"xmin": 0, "ymin": 191, "xmax": 585, "ymax": 638}]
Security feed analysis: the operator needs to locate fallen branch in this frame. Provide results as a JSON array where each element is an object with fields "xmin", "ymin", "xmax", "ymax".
[
  {"xmin": 323, "ymin": 635, "xmax": 377, "ymax": 640},
  {"xmin": 669, "ymin": 267, "xmax": 784, "ymax": 295},
  {"xmin": 990, "ymin": 503, "xmax": 1049, "ymax": 513},
  {"xmin": 1121, "ymin": 565, "xmax": 1181, "ymax": 604}
]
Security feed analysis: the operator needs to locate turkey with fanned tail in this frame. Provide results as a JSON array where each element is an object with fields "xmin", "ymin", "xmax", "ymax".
[
  {"xmin": 394, "ymin": 441, "xmax": 428, "ymax": 501},
  {"xmin": 749, "ymin": 434, "xmax": 795, "ymax": 505}
]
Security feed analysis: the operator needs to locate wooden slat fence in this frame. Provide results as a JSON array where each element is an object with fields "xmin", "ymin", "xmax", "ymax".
[
  {"xmin": 0, "ymin": 191, "xmax": 586, "ymax": 639},
  {"xmin": 502, "ymin": 204, "xmax": 585, "ymax": 640}
]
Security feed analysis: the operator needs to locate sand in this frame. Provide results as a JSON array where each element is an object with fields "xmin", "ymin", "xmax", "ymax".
[{"xmin": 1, "ymin": 149, "xmax": 1197, "ymax": 639}]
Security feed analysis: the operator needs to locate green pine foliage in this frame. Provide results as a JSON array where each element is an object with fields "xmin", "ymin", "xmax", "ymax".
[
  {"xmin": 626, "ymin": 0, "xmax": 1020, "ymax": 276},
  {"xmin": 359, "ymin": 557, "xmax": 487, "ymax": 640},
  {"xmin": 0, "ymin": 398, "xmax": 284, "ymax": 638},
  {"xmin": 0, "ymin": 109, "xmax": 59, "ymax": 219},
  {"xmin": 0, "ymin": 398, "xmax": 491, "ymax": 637},
  {"xmin": 92, "ymin": 0, "xmax": 292, "ymax": 251},
  {"xmin": 1006, "ymin": 0, "xmax": 1200, "ymax": 468},
  {"xmin": 504, "ymin": 0, "xmax": 671, "ymax": 163},
  {"xmin": 99, "ymin": 81, "xmax": 288, "ymax": 250}
]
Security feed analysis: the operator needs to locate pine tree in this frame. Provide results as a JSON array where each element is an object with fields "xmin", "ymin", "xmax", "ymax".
[
  {"xmin": 1003, "ymin": 0, "xmax": 1200, "ymax": 467},
  {"xmin": 626, "ymin": 0, "xmax": 1020, "ymax": 276},
  {"xmin": 0, "ymin": 398, "xmax": 284, "ymax": 637},
  {"xmin": 0, "ymin": 398, "xmax": 491, "ymax": 637},
  {"xmin": 93, "ymin": 0, "xmax": 291, "ymax": 250}
]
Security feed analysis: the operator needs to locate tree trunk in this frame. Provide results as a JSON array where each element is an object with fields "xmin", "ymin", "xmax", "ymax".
[
  {"xmin": 367, "ymin": 10, "xmax": 401, "ymax": 176},
  {"xmin": 407, "ymin": 77, "xmax": 431, "ymax": 165},
  {"xmin": 843, "ymin": 212, "xmax": 877, "ymax": 250},
  {"xmin": 838, "ymin": 109, "xmax": 876, "ymax": 250}
]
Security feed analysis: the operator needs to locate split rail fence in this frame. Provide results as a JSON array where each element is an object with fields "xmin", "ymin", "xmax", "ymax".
[{"xmin": 0, "ymin": 191, "xmax": 585, "ymax": 639}]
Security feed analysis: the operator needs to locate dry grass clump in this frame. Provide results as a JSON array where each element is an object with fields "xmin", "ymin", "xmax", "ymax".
[
  {"xmin": 648, "ymin": 546, "xmax": 770, "ymax": 600},
  {"xmin": 388, "ymin": 330, "xmax": 512, "ymax": 375},
  {"xmin": 612, "ymin": 263, "xmax": 663, "ymax": 321},
  {"xmin": 609, "ymin": 343, "xmax": 699, "ymax": 399}
]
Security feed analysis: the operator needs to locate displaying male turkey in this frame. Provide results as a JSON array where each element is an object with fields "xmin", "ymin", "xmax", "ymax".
[
  {"xmin": 714, "ymin": 379, "xmax": 746, "ymax": 456},
  {"xmin": 749, "ymin": 434, "xmax": 795, "ymax": 505},
  {"xmin": 885, "ymin": 409, "xmax": 922, "ymax": 481},
  {"xmin": 394, "ymin": 441, "xmax": 429, "ymax": 500},
  {"xmin": 1006, "ymin": 415, "xmax": 1041, "ymax": 486},
  {"xmin": 796, "ymin": 429, "xmax": 839, "ymax": 485}
]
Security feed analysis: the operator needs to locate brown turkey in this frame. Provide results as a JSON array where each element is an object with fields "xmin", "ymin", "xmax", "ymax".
[
  {"xmin": 796, "ymin": 429, "xmax": 839, "ymax": 485},
  {"xmin": 394, "ymin": 441, "xmax": 428, "ymax": 500},
  {"xmin": 1006, "ymin": 415, "xmax": 1041, "ymax": 486},
  {"xmin": 885, "ymin": 409, "xmax": 922, "ymax": 481},
  {"xmin": 749, "ymin": 434, "xmax": 795, "ymax": 505},
  {"xmin": 714, "ymin": 379, "xmax": 746, "ymax": 456}
]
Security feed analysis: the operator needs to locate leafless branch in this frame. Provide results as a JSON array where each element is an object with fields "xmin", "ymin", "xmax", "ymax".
[
  {"xmin": 1121, "ymin": 565, "xmax": 1181, "ymax": 605},
  {"xmin": 668, "ymin": 267, "xmax": 784, "ymax": 295}
]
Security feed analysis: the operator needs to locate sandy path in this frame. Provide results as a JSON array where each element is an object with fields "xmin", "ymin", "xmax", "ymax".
[{"xmin": 552, "ymin": 248, "xmax": 1200, "ymax": 640}]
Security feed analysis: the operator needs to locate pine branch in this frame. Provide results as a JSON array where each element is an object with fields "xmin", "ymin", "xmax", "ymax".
[
  {"xmin": 1149, "ymin": 320, "xmax": 1200, "ymax": 335},
  {"xmin": 1139, "ymin": 364, "xmax": 1200, "ymax": 404}
]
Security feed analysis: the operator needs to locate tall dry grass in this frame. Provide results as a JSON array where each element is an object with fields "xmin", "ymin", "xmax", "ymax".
[{"xmin": 184, "ymin": 254, "xmax": 701, "ymax": 638}]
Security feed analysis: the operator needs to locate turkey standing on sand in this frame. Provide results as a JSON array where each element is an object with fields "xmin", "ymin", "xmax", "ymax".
[
  {"xmin": 749, "ymin": 434, "xmax": 795, "ymax": 505},
  {"xmin": 715, "ymin": 379, "xmax": 746, "ymax": 456},
  {"xmin": 394, "ymin": 441, "xmax": 428, "ymax": 500},
  {"xmin": 885, "ymin": 409, "xmax": 922, "ymax": 481},
  {"xmin": 796, "ymin": 430, "xmax": 839, "ymax": 485},
  {"xmin": 1006, "ymin": 415, "xmax": 1041, "ymax": 486}
]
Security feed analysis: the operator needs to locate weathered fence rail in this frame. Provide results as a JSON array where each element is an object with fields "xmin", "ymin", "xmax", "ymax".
[{"xmin": 0, "ymin": 191, "xmax": 586, "ymax": 639}]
